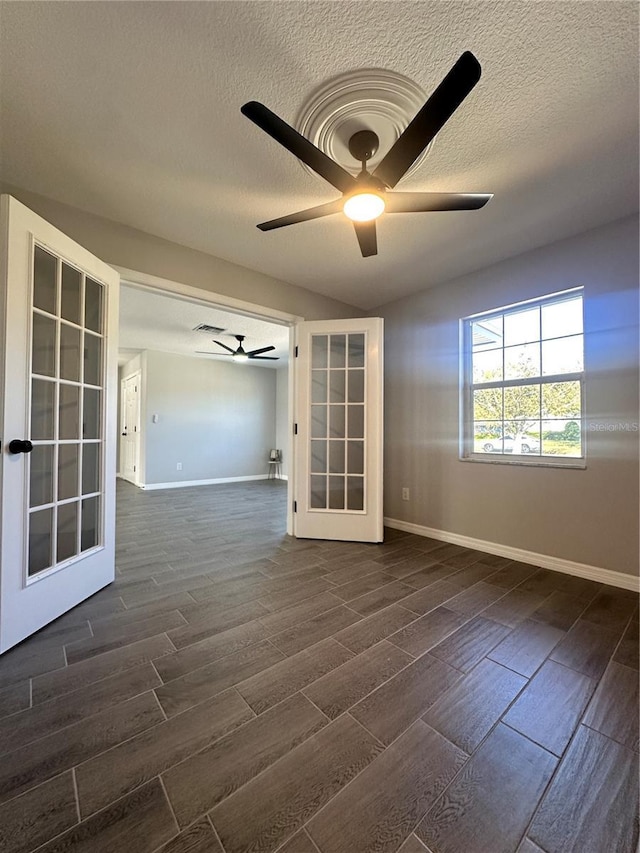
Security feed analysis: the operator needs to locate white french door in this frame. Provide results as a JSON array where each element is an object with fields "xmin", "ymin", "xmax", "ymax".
[
  {"xmin": 0, "ymin": 196, "xmax": 119, "ymax": 653},
  {"xmin": 293, "ymin": 318, "xmax": 383, "ymax": 543}
]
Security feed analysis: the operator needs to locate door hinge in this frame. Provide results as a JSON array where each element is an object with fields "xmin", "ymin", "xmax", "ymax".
[
  {"xmin": 133, "ymin": 465, "xmax": 136, "ymax": 472},
  {"xmin": 293, "ymin": 500, "xmax": 297, "ymax": 513},
  {"xmin": 134, "ymin": 425, "xmax": 137, "ymax": 432},
  {"xmin": 295, "ymin": 345, "xmax": 299, "ymax": 358},
  {"xmin": 294, "ymin": 423, "xmax": 298, "ymax": 435}
]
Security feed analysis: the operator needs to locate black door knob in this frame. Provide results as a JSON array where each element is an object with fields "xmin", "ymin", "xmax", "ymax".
[{"xmin": 8, "ymin": 439, "xmax": 34, "ymax": 454}]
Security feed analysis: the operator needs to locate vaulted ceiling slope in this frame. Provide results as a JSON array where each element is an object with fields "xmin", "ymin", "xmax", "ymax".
[{"xmin": 0, "ymin": 2, "xmax": 638, "ymax": 310}]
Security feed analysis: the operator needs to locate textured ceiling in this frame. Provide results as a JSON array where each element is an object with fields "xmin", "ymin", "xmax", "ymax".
[
  {"xmin": 119, "ymin": 285, "xmax": 290, "ymax": 368},
  {"xmin": 1, "ymin": 2, "xmax": 638, "ymax": 310}
]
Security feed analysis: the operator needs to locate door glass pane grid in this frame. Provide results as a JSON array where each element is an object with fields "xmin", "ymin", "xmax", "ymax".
[
  {"xmin": 27, "ymin": 243, "xmax": 106, "ymax": 581},
  {"xmin": 308, "ymin": 332, "xmax": 366, "ymax": 513}
]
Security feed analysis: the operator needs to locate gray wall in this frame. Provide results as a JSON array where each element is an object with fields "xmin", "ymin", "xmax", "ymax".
[
  {"xmin": 143, "ymin": 351, "xmax": 276, "ymax": 485},
  {"xmin": 378, "ymin": 215, "xmax": 639, "ymax": 576},
  {"xmin": 1, "ymin": 184, "xmax": 359, "ymax": 321},
  {"xmin": 275, "ymin": 367, "xmax": 289, "ymax": 478}
]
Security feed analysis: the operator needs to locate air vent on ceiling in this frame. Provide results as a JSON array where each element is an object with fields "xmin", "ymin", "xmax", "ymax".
[{"xmin": 193, "ymin": 323, "xmax": 226, "ymax": 334}]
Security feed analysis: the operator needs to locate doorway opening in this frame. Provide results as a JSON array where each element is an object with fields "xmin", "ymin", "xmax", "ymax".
[{"xmin": 115, "ymin": 267, "xmax": 300, "ymax": 537}]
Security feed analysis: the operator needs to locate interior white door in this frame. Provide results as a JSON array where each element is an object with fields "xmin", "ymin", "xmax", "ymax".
[
  {"xmin": 294, "ymin": 317, "xmax": 383, "ymax": 543},
  {"xmin": 0, "ymin": 195, "xmax": 119, "ymax": 653},
  {"xmin": 121, "ymin": 372, "xmax": 140, "ymax": 484}
]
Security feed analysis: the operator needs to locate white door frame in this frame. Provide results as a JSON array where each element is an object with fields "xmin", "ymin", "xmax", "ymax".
[
  {"xmin": 119, "ymin": 369, "xmax": 141, "ymax": 485},
  {"xmin": 114, "ymin": 266, "xmax": 302, "ymax": 535}
]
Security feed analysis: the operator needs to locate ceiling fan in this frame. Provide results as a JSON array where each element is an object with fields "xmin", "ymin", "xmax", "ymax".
[
  {"xmin": 241, "ymin": 51, "xmax": 492, "ymax": 258},
  {"xmin": 197, "ymin": 334, "xmax": 279, "ymax": 362}
]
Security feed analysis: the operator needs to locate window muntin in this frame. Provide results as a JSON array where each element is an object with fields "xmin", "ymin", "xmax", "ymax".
[{"xmin": 462, "ymin": 290, "xmax": 584, "ymax": 464}]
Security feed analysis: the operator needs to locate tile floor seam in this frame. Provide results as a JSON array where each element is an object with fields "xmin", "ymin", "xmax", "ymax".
[
  {"xmin": 576, "ymin": 654, "xmax": 638, "ymax": 737},
  {"xmin": 488, "ymin": 620, "xmax": 568, "ymax": 667},
  {"xmin": 305, "ymin": 829, "xmax": 325, "ymax": 853},
  {"xmin": 343, "ymin": 710, "xmax": 387, "ymax": 751},
  {"xmin": 201, "ymin": 712, "xmax": 377, "ymax": 831},
  {"xmin": 575, "ymin": 658, "xmax": 616, "ymax": 735},
  {"xmin": 233, "ymin": 679, "xmax": 333, "ymax": 723},
  {"xmin": 70, "ymin": 711, "xmax": 222, "ymax": 822},
  {"xmin": 258, "ymin": 589, "xmax": 344, "ymax": 620},
  {"xmin": 31, "ymin": 652, "xmax": 172, "ymax": 709},
  {"xmin": 579, "ymin": 719, "xmax": 639, "ymax": 753},
  {"xmin": 490, "ymin": 641, "xmax": 556, "ymax": 682},
  {"xmin": 500, "ymin": 649, "xmax": 604, "ymax": 752},
  {"xmin": 431, "ymin": 655, "xmax": 532, "ymax": 741},
  {"xmin": 300, "ymin": 716, "xmax": 451, "ymax": 852},
  {"xmin": 229, "ymin": 686, "xmax": 257, "ymax": 718},
  {"xmin": 384, "ymin": 638, "xmax": 418, "ymax": 658},
  {"xmin": 297, "ymin": 690, "xmax": 333, "ymax": 724},
  {"xmin": 330, "ymin": 636, "xmax": 360, "ymax": 657},
  {"xmin": 149, "ymin": 659, "xmax": 164, "ymax": 688},
  {"xmin": 158, "ymin": 774, "xmax": 181, "ymax": 836},
  {"xmin": 27, "ymin": 817, "xmax": 82, "ymax": 853},
  {"xmin": 71, "ymin": 766, "xmax": 81, "ymax": 825},
  {"xmin": 514, "ymin": 710, "xmax": 597, "ymax": 851},
  {"xmin": 0, "ymin": 678, "xmax": 166, "ymax": 760},
  {"xmin": 162, "ymin": 632, "xmax": 178, "ymax": 654},
  {"xmin": 500, "ymin": 716, "xmax": 573, "ymax": 761},
  {"xmin": 331, "ymin": 571, "xmax": 403, "ymax": 599},
  {"xmin": 274, "ymin": 828, "xmax": 324, "ymax": 853},
  {"xmin": 152, "ymin": 688, "xmax": 322, "ymax": 802},
  {"xmin": 0, "ymin": 766, "xmax": 79, "ymax": 818},
  {"xmin": 207, "ymin": 813, "xmax": 229, "ymax": 853},
  {"xmin": 152, "ymin": 687, "xmax": 169, "ymax": 722},
  {"xmin": 401, "ymin": 717, "xmax": 509, "ymax": 846}
]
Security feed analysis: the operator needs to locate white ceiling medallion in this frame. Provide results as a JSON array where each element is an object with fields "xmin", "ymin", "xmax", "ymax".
[{"xmin": 295, "ymin": 68, "xmax": 432, "ymax": 179}]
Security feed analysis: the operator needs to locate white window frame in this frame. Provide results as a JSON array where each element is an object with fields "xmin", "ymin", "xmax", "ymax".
[{"xmin": 460, "ymin": 287, "xmax": 586, "ymax": 468}]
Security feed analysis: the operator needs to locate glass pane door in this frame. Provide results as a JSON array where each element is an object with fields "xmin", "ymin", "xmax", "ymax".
[
  {"xmin": 27, "ymin": 244, "xmax": 105, "ymax": 580},
  {"xmin": 308, "ymin": 332, "xmax": 366, "ymax": 513}
]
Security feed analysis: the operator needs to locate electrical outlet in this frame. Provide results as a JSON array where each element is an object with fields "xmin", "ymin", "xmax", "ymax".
[
  {"xmin": 176, "ymin": 462, "xmax": 182, "ymax": 471},
  {"xmin": 402, "ymin": 487, "xmax": 410, "ymax": 501}
]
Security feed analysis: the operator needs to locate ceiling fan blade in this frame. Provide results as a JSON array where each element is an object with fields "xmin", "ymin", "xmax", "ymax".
[
  {"xmin": 374, "ymin": 52, "xmax": 482, "ymax": 189},
  {"xmin": 247, "ymin": 345, "xmax": 276, "ymax": 356},
  {"xmin": 257, "ymin": 199, "xmax": 344, "ymax": 231},
  {"xmin": 196, "ymin": 351, "xmax": 232, "ymax": 356},
  {"xmin": 385, "ymin": 192, "xmax": 493, "ymax": 213},
  {"xmin": 213, "ymin": 340, "xmax": 237, "ymax": 353},
  {"xmin": 353, "ymin": 221, "xmax": 377, "ymax": 257},
  {"xmin": 242, "ymin": 102, "xmax": 358, "ymax": 194},
  {"xmin": 249, "ymin": 355, "xmax": 280, "ymax": 360}
]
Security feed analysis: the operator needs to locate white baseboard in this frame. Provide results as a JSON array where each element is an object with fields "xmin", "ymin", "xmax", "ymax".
[
  {"xmin": 141, "ymin": 474, "xmax": 269, "ymax": 491},
  {"xmin": 384, "ymin": 517, "xmax": 640, "ymax": 593}
]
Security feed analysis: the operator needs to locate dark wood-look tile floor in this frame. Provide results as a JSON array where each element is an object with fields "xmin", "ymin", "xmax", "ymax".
[{"xmin": 0, "ymin": 479, "xmax": 637, "ymax": 853}]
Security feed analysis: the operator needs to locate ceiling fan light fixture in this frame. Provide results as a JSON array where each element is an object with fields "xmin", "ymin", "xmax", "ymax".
[
  {"xmin": 343, "ymin": 192, "xmax": 386, "ymax": 222},
  {"xmin": 233, "ymin": 351, "xmax": 249, "ymax": 362}
]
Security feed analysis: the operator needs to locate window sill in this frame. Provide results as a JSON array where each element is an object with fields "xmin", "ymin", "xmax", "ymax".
[{"xmin": 460, "ymin": 453, "xmax": 586, "ymax": 470}]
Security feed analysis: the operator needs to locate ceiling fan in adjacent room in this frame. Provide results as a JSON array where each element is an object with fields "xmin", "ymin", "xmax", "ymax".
[
  {"xmin": 197, "ymin": 334, "xmax": 279, "ymax": 361},
  {"xmin": 241, "ymin": 51, "xmax": 493, "ymax": 258}
]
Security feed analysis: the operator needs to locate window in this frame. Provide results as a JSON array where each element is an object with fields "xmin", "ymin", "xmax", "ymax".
[{"xmin": 460, "ymin": 289, "xmax": 584, "ymax": 466}]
